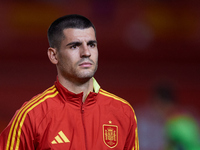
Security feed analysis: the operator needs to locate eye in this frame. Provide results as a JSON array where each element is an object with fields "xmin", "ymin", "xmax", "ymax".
[
  {"xmin": 70, "ymin": 45, "xmax": 78, "ymax": 49},
  {"xmin": 89, "ymin": 43, "xmax": 96, "ymax": 48}
]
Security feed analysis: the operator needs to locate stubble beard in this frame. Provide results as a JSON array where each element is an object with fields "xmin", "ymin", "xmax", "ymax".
[
  {"xmin": 74, "ymin": 57, "xmax": 98, "ymax": 81},
  {"xmin": 62, "ymin": 60, "xmax": 98, "ymax": 85},
  {"xmin": 75, "ymin": 62, "xmax": 98, "ymax": 83}
]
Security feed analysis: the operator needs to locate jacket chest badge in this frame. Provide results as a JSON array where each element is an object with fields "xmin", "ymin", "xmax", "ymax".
[{"xmin": 103, "ymin": 123, "xmax": 118, "ymax": 148}]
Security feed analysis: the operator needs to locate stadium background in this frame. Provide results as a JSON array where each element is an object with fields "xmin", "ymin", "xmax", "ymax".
[{"xmin": 0, "ymin": 0, "xmax": 200, "ymax": 133}]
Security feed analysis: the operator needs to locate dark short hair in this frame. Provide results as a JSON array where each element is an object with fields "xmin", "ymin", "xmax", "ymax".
[{"xmin": 47, "ymin": 14, "xmax": 96, "ymax": 49}]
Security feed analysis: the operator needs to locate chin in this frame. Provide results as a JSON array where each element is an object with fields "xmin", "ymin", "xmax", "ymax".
[
  {"xmin": 76, "ymin": 66, "xmax": 97, "ymax": 80},
  {"xmin": 77, "ymin": 72, "xmax": 95, "ymax": 81},
  {"xmin": 79, "ymin": 74, "xmax": 94, "ymax": 80}
]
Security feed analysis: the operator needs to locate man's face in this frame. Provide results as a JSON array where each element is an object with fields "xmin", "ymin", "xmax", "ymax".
[{"xmin": 56, "ymin": 27, "xmax": 98, "ymax": 82}]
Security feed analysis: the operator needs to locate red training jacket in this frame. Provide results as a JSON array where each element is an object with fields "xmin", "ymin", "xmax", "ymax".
[{"xmin": 0, "ymin": 78, "xmax": 139, "ymax": 150}]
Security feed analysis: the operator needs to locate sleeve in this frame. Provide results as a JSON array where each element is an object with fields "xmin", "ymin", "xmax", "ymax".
[
  {"xmin": 123, "ymin": 108, "xmax": 139, "ymax": 150},
  {"xmin": 0, "ymin": 107, "xmax": 35, "ymax": 150}
]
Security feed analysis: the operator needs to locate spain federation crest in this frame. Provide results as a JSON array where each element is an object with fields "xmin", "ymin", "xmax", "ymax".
[{"xmin": 103, "ymin": 124, "xmax": 118, "ymax": 148}]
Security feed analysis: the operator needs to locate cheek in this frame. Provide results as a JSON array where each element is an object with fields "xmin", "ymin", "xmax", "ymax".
[
  {"xmin": 59, "ymin": 51, "xmax": 71, "ymax": 62},
  {"xmin": 91, "ymin": 49, "xmax": 98, "ymax": 59},
  {"xmin": 63, "ymin": 55, "xmax": 78, "ymax": 69},
  {"xmin": 94, "ymin": 51, "xmax": 99, "ymax": 62},
  {"xmin": 58, "ymin": 53, "xmax": 71, "ymax": 68}
]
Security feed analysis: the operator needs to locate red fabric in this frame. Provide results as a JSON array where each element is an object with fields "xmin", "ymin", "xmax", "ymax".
[{"xmin": 0, "ymin": 79, "xmax": 138, "ymax": 150}]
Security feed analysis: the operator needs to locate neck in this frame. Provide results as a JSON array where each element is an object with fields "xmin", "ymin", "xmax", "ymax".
[{"xmin": 58, "ymin": 76, "xmax": 94, "ymax": 102}]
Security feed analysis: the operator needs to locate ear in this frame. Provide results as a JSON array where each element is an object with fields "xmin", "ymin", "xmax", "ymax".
[{"xmin": 47, "ymin": 47, "xmax": 58, "ymax": 65}]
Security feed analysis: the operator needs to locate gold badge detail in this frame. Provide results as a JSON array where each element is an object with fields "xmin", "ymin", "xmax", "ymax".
[{"xmin": 103, "ymin": 124, "xmax": 118, "ymax": 148}]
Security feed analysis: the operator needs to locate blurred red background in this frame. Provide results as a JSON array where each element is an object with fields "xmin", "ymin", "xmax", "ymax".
[{"xmin": 0, "ymin": 0, "xmax": 200, "ymax": 132}]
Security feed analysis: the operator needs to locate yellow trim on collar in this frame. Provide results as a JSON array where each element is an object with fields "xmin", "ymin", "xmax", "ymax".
[{"xmin": 93, "ymin": 77, "xmax": 100, "ymax": 93}]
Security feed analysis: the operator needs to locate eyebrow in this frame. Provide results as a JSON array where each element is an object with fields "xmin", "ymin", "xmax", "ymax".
[
  {"xmin": 66, "ymin": 40, "xmax": 97, "ymax": 47},
  {"xmin": 87, "ymin": 40, "xmax": 97, "ymax": 45},
  {"xmin": 66, "ymin": 41, "xmax": 81, "ymax": 47}
]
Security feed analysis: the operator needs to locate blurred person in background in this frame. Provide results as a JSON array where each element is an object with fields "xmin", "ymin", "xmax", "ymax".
[
  {"xmin": 0, "ymin": 14, "xmax": 139, "ymax": 150},
  {"xmin": 136, "ymin": 83, "xmax": 174, "ymax": 150},
  {"xmin": 136, "ymin": 82, "xmax": 200, "ymax": 150}
]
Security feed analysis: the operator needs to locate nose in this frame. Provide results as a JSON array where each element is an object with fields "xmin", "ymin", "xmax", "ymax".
[{"xmin": 80, "ymin": 44, "xmax": 91, "ymax": 58}]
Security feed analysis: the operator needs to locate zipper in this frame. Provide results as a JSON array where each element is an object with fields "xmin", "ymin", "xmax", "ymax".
[{"xmin": 81, "ymin": 102, "xmax": 88, "ymax": 150}]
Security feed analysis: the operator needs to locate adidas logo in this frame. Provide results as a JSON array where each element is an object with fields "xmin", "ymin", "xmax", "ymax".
[{"xmin": 51, "ymin": 131, "xmax": 70, "ymax": 144}]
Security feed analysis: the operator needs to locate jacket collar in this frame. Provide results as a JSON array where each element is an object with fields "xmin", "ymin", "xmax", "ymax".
[{"xmin": 55, "ymin": 77, "xmax": 100, "ymax": 107}]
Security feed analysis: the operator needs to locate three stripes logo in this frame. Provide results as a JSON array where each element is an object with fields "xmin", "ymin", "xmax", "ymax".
[{"xmin": 51, "ymin": 131, "xmax": 70, "ymax": 144}]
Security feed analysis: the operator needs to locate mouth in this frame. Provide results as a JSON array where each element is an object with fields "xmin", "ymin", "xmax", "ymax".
[{"xmin": 79, "ymin": 62, "xmax": 93, "ymax": 68}]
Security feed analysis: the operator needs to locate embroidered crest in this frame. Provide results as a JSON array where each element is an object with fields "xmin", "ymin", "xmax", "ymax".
[{"xmin": 103, "ymin": 124, "xmax": 118, "ymax": 148}]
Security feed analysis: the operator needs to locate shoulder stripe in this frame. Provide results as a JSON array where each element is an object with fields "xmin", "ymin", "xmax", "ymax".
[
  {"xmin": 134, "ymin": 128, "xmax": 139, "ymax": 150},
  {"xmin": 6, "ymin": 85, "xmax": 58, "ymax": 150},
  {"xmin": 100, "ymin": 89, "xmax": 130, "ymax": 104},
  {"xmin": 100, "ymin": 89, "xmax": 132, "ymax": 109},
  {"xmin": 99, "ymin": 89, "xmax": 137, "ymax": 123}
]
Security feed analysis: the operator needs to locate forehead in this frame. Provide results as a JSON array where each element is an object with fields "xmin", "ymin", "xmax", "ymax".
[{"xmin": 63, "ymin": 27, "xmax": 96, "ymax": 41}]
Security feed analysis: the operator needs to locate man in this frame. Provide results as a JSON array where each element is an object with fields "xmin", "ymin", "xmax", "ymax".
[{"xmin": 0, "ymin": 14, "xmax": 139, "ymax": 150}]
